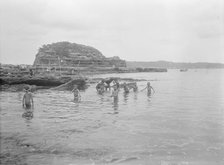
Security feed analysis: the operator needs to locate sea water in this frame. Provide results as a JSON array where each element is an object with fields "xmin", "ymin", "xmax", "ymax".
[{"xmin": 0, "ymin": 69, "xmax": 224, "ymax": 165}]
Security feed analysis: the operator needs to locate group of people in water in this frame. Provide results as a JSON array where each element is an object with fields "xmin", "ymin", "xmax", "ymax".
[
  {"xmin": 22, "ymin": 78, "xmax": 155, "ymax": 114},
  {"xmin": 94, "ymin": 78, "xmax": 155, "ymax": 99},
  {"xmin": 70, "ymin": 78, "xmax": 155, "ymax": 102}
]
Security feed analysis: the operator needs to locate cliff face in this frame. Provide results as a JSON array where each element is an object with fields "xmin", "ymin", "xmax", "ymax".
[{"xmin": 33, "ymin": 42, "xmax": 126, "ymax": 68}]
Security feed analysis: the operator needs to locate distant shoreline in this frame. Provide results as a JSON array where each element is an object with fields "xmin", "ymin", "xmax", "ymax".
[
  {"xmin": 1, "ymin": 60, "xmax": 224, "ymax": 69},
  {"xmin": 126, "ymin": 61, "xmax": 224, "ymax": 69}
]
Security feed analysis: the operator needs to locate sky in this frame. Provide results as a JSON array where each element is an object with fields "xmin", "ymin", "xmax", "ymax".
[{"xmin": 0, "ymin": 0, "xmax": 224, "ymax": 64}]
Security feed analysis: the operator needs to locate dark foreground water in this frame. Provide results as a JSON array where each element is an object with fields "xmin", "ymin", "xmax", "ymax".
[{"xmin": 1, "ymin": 69, "xmax": 224, "ymax": 165}]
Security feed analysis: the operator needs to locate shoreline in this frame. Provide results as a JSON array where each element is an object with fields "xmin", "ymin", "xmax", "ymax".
[
  {"xmin": 0, "ymin": 70, "xmax": 157, "ymax": 92},
  {"xmin": 0, "ymin": 67, "xmax": 167, "ymax": 89}
]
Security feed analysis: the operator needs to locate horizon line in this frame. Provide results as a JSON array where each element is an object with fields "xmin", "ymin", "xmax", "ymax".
[{"xmin": 1, "ymin": 60, "xmax": 224, "ymax": 65}]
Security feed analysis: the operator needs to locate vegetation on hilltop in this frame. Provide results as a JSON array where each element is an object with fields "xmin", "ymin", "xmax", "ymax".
[{"xmin": 38, "ymin": 41, "xmax": 105, "ymax": 59}]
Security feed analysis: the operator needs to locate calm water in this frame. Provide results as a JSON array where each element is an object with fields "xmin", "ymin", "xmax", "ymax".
[{"xmin": 1, "ymin": 69, "xmax": 224, "ymax": 165}]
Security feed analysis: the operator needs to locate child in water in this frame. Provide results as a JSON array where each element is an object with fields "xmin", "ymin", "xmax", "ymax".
[
  {"xmin": 141, "ymin": 82, "xmax": 155, "ymax": 95},
  {"xmin": 113, "ymin": 79, "xmax": 120, "ymax": 90},
  {"xmin": 22, "ymin": 86, "xmax": 34, "ymax": 110},
  {"xmin": 132, "ymin": 82, "xmax": 138, "ymax": 92},
  {"xmin": 96, "ymin": 80, "xmax": 105, "ymax": 93},
  {"xmin": 98, "ymin": 85, "xmax": 105, "ymax": 95},
  {"xmin": 111, "ymin": 85, "xmax": 119, "ymax": 98},
  {"xmin": 72, "ymin": 85, "xmax": 81, "ymax": 101}
]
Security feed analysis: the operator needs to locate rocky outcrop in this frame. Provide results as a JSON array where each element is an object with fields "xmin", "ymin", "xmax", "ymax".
[
  {"xmin": 0, "ymin": 76, "xmax": 71, "ymax": 86},
  {"xmin": 33, "ymin": 42, "xmax": 126, "ymax": 71},
  {"xmin": 0, "ymin": 76, "xmax": 87, "ymax": 91}
]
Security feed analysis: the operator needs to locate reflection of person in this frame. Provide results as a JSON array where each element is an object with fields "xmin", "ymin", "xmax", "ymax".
[
  {"xmin": 22, "ymin": 111, "xmax": 33, "ymax": 120},
  {"xmin": 22, "ymin": 86, "xmax": 34, "ymax": 110},
  {"xmin": 141, "ymin": 82, "xmax": 155, "ymax": 95},
  {"xmin": 123, "ymin": 92, "xmax": 129, "ymax": 103},
  {"xmin": 111, "ymin": 86, "xmax": 119, "ymax": 112},
  {"xmin": 72, "ymin": 85, "xmax": 81, "ymax": 101},
  {"xmin": 123, "ymin": 82, "xmax": 129, "ymax": 93},
  {"xmin": 134, "ymin": 92, "xmax": 138, "ymax": 101},
  {"xmin": 113, "ymin": 97, "xmax": 119, "ymax": 112}
]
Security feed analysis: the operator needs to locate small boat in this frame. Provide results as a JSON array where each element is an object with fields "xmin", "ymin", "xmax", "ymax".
[{"xmin": 180, "ymin": 69, "xmax": 188, "ymax": 72}]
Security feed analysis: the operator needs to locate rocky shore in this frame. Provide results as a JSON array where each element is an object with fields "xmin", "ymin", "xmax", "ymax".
[
  {"xmin": 1, "ymin": 64, "xmax": 166, "ymax": 92},
  {"xmin": 0, "ymin": 73, "xmax": 88, "ymax": 92},
  {"xmin": 0, "ymin": 70, "xmax": 156, "ymax": 92}
]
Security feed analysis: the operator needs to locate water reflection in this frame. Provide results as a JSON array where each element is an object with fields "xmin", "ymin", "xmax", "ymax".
[
  {"xmin": 73, "ymin": 99, "xmax": 81, "ymax": 104},
  {"xmin": 73, "ymin": 101, "xmax": 80, "ymax": 109},
  {"xmin": 22, "ymin": 111, "xmax": 33, "ymax": 120},
  {"xmin": 134, "ymin": 93, "xmax": 138, "ymax": 101},
  {"xmin": 98, "ymin": 93, "xmax": 104, "ymax": 105},
  {"xmin": 123, "ymin": 93, "xmax": 129, "ymax": 104},
  {"xmin": 147, "ymin": 92, "xmax": 152, "ymax": 103},
  {"xmin": 112, "ymin": 96, "xmax": 119, "ymax": 113},
  {"xmin": 24, "ymin": 116, "xmax": 33, "ymax": 127}
]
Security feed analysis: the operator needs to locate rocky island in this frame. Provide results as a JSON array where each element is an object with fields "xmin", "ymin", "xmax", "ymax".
[{"xmin": 33, "ymin": 41, "xmax": 127, "ymax": 74}]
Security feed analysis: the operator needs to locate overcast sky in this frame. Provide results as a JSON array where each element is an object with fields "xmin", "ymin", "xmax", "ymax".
[{"xmin": 0, "ymin": 0, "xmax": 224, "ymax": 64}]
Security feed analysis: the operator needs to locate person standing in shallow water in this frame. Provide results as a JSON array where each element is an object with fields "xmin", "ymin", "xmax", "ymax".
[
  {"xmin": 111, "ymin": 85, "xmax": 119, "ymax": 111},
  {"xmin": 72, "ymin": 85, "xmax": 81, "ymax": 101},
  {"xmin": 111, "ymin": 85, "xmax": 119, "ymax": 98},
  {"xmin": 22, "ymin": 86, "xmax": 34, "ymax": 110},
  {"xmin": 96, "ymin": 80, "xmax": 105, "ymax": 93},
  {"xmin": 113, "ymin": 79, "xmax": 120, "ymax": 90},
  {"xmin": 132, "ymin": 82, "xmax": 138, "ymax": 92},
  {"xmin": 141, "ymin": 82, "xmax": 155, "ymax": 95}
]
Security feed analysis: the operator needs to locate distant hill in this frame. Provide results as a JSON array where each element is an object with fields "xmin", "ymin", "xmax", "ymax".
[{"xmin": 126, "ymin": 61, "xmax": 224, "ymax": 69}]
